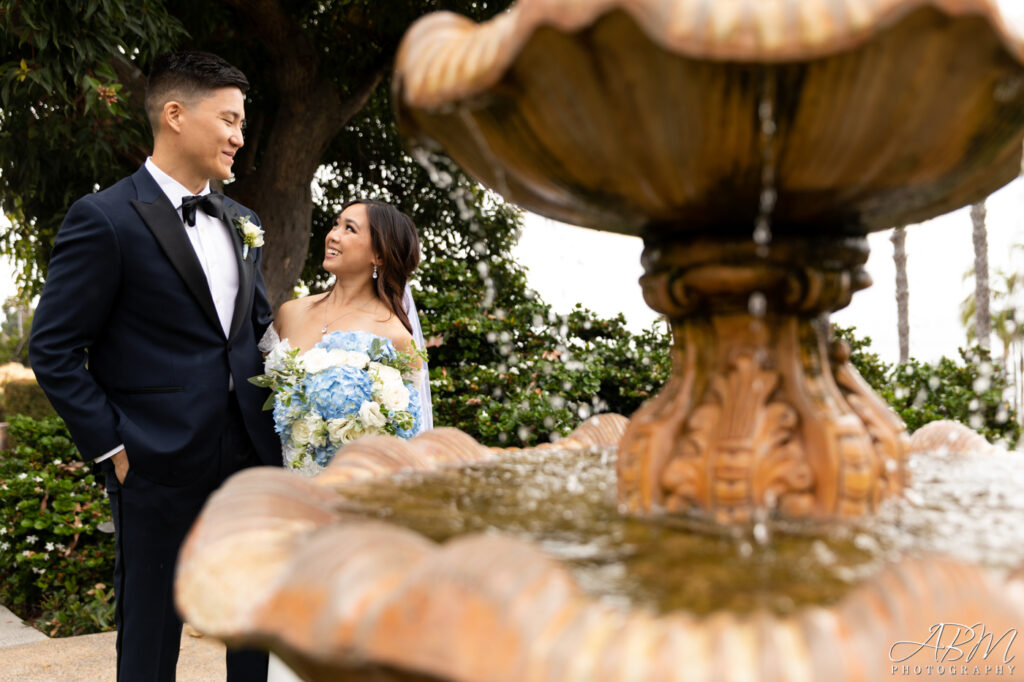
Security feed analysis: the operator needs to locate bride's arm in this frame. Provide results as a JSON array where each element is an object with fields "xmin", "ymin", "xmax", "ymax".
[
  {"xmin": 394, "ymin": 333, "xmax": 424, "ymax": 370},
  {"xmin": 259, "ymin": 298, "xmax": 300, "ymax": 355}
]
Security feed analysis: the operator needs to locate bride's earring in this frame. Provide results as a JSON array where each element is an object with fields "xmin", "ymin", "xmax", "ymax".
[{"xmin": 372, "ymin": 264, "xmax": 378, "ymax": 280}]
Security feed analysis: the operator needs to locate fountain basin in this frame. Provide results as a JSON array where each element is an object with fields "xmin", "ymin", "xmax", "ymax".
[
  {"xmin": 176, "ymin": 419, "xmax": 1024, "ymax": 681},
  {"xmin": 395, "ymin": 0, "xmax": 1024, "ymax": 236}
]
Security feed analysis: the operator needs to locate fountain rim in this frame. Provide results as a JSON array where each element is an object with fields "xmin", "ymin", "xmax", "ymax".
[
  {"xmin": 174, "ymin": 422, "xmax": 1024, "ymax": 681},
  {"xmin": 394, "ymin": 0, "xmax": 1024, "ymax": 110}
]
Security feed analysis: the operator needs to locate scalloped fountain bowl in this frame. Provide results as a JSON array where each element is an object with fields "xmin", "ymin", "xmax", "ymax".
[{"xmin": 175, "ymin": 419, "xmax": 1024, "ymax": 681}]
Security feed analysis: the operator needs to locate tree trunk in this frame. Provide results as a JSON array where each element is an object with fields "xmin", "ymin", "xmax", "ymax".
[
  {"xmin": 231, "ymin": 91, "xmax": 347, "ymax": 310},
  {"xmin": 891, "ymin": 226, "xmax": 910, "ymax": 364},
  {"xmin": 220, "ymin": 0, "xmax": 385, "ymax": 310},
  {"xmin": 971, "ymin": 201, "xmax": 991, "ymax": 351}
]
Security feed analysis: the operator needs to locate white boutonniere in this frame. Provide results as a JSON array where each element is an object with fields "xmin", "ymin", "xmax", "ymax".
[{"xmin": 233, "ymin": 215, "xmax": 264, "ymax": 259}]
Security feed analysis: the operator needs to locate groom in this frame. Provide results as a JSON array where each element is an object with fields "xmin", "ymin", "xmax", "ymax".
[{"xmin": 29, "ymin": 52, "xmax": 281, "ymax": 681}]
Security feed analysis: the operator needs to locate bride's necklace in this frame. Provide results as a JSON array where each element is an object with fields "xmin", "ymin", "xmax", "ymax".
[{"xmin": 320, "ymin": 289, "xmax": 376, "ymax": 334}]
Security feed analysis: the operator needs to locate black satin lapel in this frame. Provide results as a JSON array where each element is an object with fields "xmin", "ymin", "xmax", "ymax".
[
  {"xmin": 131, "ymin": 199, "xmax": 224, "ymax": 336},
  {"xmin": 225, "ymin": 204, "xmax": 254, "ymax": 341}
]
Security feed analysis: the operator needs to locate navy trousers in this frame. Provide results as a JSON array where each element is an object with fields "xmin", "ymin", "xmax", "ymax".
[{"xmin": 105, "ymin": 396, "xmax": 268, "ymax": 682}]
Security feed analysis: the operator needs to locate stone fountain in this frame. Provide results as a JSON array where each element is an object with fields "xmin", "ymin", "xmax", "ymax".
[{"xmin": 177, "ymin": 1, "xmax": 1024, "ymax": 679}]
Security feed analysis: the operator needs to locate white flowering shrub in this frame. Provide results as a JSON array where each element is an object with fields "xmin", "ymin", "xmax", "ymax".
[{"xmin": 0, "ymin": 416, "xmax": 114, "ymax": 636}]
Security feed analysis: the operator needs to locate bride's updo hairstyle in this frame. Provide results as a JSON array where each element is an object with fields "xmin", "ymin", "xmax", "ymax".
[{"xmin": 345, "ymin": 199, "xmax": 421, "ymax": 333}]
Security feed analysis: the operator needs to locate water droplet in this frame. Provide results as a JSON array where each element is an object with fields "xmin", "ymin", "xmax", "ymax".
[
  {"xmin": 748, "ymin": 292, "xmax": 767, "ymax": 317},
  {"xmin": 752, "ymin": 522, "xmax": 770, "ymax": 546},
  {"xmin": 753, "ymin": 217, "xmax": 772, "ymax": 245}
]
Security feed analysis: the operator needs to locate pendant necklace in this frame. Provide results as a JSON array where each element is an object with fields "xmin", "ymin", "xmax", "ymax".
[{"xmin": 321, "ymin": 289, "xmax": 374, "ymax": 334}]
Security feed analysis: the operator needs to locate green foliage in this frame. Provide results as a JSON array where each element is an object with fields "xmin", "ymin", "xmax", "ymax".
[
  {"xmin": 879, "ymin": 348, "xmax": 1019, "ymax": 447},
  {"xmin": 832, "ymin": 325, "xmax": 892, "ymax": 388},
  {"xmin": 0, "ymin": 416, "xmax": 114, "ymax": 637},
  {"xmin": 420, "ymin": 251, "xmax": 673, "ymax": 446},
  {"xmin": 834, "ymin": 325, "xmax": 1020, "ymax": 448},
  {"xmin": 0, "ymin": 297, "xmax": 32, "ymax": 366},
  {"xmin": 0, "ymin": 0, "xmax": 185, "ymax": 292},
  {"xmin": 3, "ymin": 379, "xmax": 56, "ymax": 421}
]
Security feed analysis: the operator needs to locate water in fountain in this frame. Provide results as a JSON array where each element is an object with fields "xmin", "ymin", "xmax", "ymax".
[{"xmin": 331, "ymin": 443, "xmax": 1024, "ymax": 616}]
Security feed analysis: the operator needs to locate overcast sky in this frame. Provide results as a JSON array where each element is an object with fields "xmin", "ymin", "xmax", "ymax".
[{"xmin": 514, "ymin": 176, "xmax": 1024, "ymax": 366}]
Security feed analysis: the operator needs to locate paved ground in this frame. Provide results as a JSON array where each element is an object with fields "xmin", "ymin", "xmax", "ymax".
[{"xmin": 0, "ymin": 606, "xmax": 225, "ymax": 681}]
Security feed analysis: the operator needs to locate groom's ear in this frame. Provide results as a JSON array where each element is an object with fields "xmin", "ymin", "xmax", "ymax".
[{"xmin": 161, "ymin": 101, "xmax": 186, "ymax": 135}]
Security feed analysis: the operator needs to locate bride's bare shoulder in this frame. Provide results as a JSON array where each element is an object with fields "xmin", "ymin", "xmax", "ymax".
[
  {"xmin": 275, "ymin": 293, "xmax": 327, "ymax": 332},
  {"xmin": 380, "ymin": 319, "xmax": 420, "ymax": 368}
]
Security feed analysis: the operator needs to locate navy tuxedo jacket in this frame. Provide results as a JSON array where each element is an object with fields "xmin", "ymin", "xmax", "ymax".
[{"xmin": 30, "ymin": 165, "xmax": 282, "ymax": 485}]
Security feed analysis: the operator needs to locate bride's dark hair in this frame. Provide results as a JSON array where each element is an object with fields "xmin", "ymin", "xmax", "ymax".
[{"xmin": 343, "ymin": 199, "xmax": 420, "ymax": 333}]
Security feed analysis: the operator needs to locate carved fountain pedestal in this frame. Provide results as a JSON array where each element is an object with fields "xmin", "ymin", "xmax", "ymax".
[
  {"xmin": 619, "ymin": 236, "xmax": 906, "ymax": 521},
  {"xmin": 390, "ymin": 0, "xmax": 1024, "ymax": 522}
]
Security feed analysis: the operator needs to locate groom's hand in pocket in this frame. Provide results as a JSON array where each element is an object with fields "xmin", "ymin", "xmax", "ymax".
[{"xmin": 113, "ymin": 449, "xmax": 130, "ymax": 484}]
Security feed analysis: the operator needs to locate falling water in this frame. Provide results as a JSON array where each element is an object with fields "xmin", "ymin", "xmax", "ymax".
[
  {"xmin": 754, "ymin": 68, "xmax": 778, "ymax": 259},
  {"xmin": 411, "ymin": 146, "xmax": 598, "ymax": 447},
  {"xmin": 747, "ymin": 69, "xmax": 778, "ymax": 332}
]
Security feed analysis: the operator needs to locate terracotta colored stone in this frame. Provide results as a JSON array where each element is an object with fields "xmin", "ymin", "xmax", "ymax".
[{"xmin": 908, "ymin": 419, "xmax": 1000, "ymax": 456}]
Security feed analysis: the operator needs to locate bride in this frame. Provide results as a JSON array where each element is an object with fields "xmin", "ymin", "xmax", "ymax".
[{"xmin": 259, "ymin": 199, "xmax": 431, "ymax": 681}]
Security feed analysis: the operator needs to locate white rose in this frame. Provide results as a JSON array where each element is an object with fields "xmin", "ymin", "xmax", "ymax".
[
  {"xmin": 341, "ymin": 350, "xmax": 370, "ymax": 369},
  {"xmin": 301, "ymin": 348, "xmax": 333, "ymax": 373},
  {"xmin": 368, "ymin": 363, "xmax": 409, "ymax": 411},
  {"xmin": 368, "ymin": 362, "xmax": 402, "ymax": 386},
  {"xmin": 327, "ymin": 418, "xmax": 353, "ymax": 445},
  {"xmin": 291, "ymin": 413, "xmax": 324, "ymax": 447},
  {"xmin": 358, "ymin": 401, "xmax": 387, "ymax": 429},
  {"xmin": 338, "ymin": 419, "xmax": 363, "ymax": 444},
  {"xmin": 380, "ymin": 381, "xmax": 410, "ymax": 412},
  {"xmin": 242, "ymin": 220, "xmax": 264, "ymax": 247}
]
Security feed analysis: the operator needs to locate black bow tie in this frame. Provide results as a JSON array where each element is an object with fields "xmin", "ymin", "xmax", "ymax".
[{"xmin": 180, "ymin": 192, "xmax": 225, "ymax": 226}]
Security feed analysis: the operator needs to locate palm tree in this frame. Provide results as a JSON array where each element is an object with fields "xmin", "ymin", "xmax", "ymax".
[
  {"xmin": 891, "ymin": 226, "xmax": 909, "ymax": 363},
  {"xmin": 971, "ymin": 201, "xmax": 991, "ymax": 350},
  {"xmin": 961, "ymin": 268, "xmax": 1024, "ymax": 414}
]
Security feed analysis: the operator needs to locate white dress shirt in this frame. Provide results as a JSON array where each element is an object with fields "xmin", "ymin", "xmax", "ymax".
[
  {"xmin": 144, "ymin": 157, "xmax": 240, "ymax": 336},
  {"xmin": 94, "ymin": 159, "xmax": 241, "ymax": 464}
]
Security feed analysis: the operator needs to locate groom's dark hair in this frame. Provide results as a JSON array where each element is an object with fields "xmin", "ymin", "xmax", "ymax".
[{"xmin": 145, "ymin": 51, "xmax": 249, "ymax": 131}]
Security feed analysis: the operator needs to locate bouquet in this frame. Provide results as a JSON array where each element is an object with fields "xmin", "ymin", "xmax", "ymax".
[{"xmin": 250, "ymin": 330, "xmax": 424, "ymax": 470}]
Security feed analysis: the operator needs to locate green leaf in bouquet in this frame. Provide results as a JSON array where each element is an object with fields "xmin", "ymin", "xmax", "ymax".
[{"xmin": 248, "ymin": 374, "xmax": 274, "ymax": 388}]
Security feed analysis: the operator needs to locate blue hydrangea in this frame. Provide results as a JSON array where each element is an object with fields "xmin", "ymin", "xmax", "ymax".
[
  {"xmin": 272, "ymin": 384, "xmax": 306, "ymax": 441},
  {"xmin": 318, "ymin": 330, "xmax": 396, "ymax": 361},
  {"xmin": 304, "ymin": 365, "xmax": 372, "ymax": 421},
  {"xmin": 394, "ymin": 383, "xmax": 422, "ymax": 440}
]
